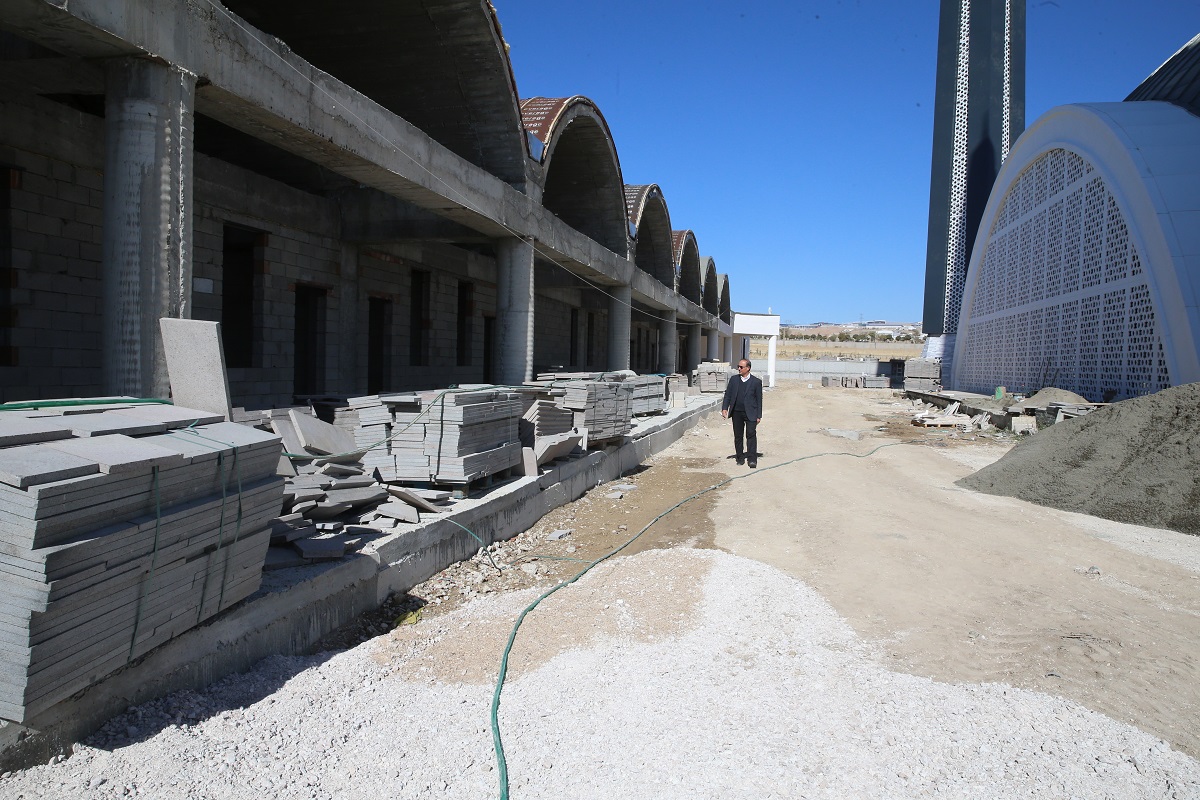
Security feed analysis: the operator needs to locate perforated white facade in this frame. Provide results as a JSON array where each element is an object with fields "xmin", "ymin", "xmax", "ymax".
[{"xmin": 951, "ymin": 102, "xmax": 1200, "ymax": 402}]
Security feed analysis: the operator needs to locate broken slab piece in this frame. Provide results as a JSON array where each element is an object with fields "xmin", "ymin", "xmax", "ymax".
[
  {"xmin": 384, "ymin": 485, "xmax": 444, "ymax": 513},
  {"xmin": 373, "ymin": 502, "xmax": 419, "ymax": 523},
  {"xmin": 159, "ymin": 318, "xmax": 234, "ymax": 420},
  {"xmin": 323, "ymin": 486, "xmax": 388, "ymax": 507},
  {"xmin": 306, "ymin": 501, "xmax": 353, "ymax": 520},
  {"xmin": 318, "ymin": 462, "xmax": 364, "ymax": 477},
  {"xmin": 288, "ymin": 410, "xmax": 356, "ymax": 457},
  {"xmin": 293, "ymin": 536, "xmax": 345, "ymax": 560}
]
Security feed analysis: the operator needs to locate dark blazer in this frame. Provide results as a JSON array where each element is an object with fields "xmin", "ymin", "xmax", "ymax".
[{"xmin": 721, "ymin": 373, "xmax": 763, "ymax": 421}]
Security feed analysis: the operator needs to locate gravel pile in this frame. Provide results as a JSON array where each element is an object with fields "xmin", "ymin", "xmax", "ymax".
[
  {"xmin": 3, "ymin": 549, "xmax": 1197, "ymax": 799},
  {"xmin": 959, "ymin": 382, "xmax": 1200, "ymax": 534}
]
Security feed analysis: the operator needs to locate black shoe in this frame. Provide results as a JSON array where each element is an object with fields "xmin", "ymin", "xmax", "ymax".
[
  {"xmin": 735, "ymin": 457, "xmax": 745, "ymax": 465},
  {"xmin": 748, "ymin": 461, "xmax": 757, "ymax": 468}
]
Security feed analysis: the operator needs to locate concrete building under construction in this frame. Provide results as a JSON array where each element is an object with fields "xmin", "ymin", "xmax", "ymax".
[{"xmin": 0, "ymin": 0, "xmax": 734, "ymax": 407}]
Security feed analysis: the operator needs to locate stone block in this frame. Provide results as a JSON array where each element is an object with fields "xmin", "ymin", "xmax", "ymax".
[
  {"xmin": 159, "ymin": 318, "xmax": 233, "ymax": 420},
  {"xmin": 288, "ymin": 410, "xmax": 355, "ymax": 457},
  {"xmin": 0, "ymin": 444, "xmax": 99, "ymax": 489}
]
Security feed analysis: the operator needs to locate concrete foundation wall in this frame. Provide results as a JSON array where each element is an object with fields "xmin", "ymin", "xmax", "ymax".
[{"xmin": 774, "ymin": 359, "xmax": 893, "ymax": 380}]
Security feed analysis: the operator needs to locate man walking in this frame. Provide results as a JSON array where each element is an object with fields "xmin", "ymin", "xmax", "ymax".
[{"xmin": 721, "ymin": 359, "xmax": 763, "ymax": 468}]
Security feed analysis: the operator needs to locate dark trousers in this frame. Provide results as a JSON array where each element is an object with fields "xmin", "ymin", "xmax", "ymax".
[{"xmin": 731, "ymin": 410, "xmax": 757, "ymax": 460}]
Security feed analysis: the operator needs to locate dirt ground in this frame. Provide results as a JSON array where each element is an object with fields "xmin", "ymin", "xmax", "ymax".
[{"xmin": 342, "ymin": 384, "xmax": 1200, "ymax": 759}]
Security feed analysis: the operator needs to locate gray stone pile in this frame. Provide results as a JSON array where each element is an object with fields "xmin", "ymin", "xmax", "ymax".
[
  {"xmin": 695, "ymin": 362, "xmax": 731, "ymax": 392},
  {"xmin": 265, "ymin": 460, "xmax": 454, "ymax": 569},
  {"xmin": 904, "ymin": 358, "xmax": 942, "ymax": 392},
  {"xmin": 0, "ymin": 401, "xmax": 283, "ymax": 723},
  {"xmin": 326, "ymin": 390, "xmax": 524, "ymax": 484}
]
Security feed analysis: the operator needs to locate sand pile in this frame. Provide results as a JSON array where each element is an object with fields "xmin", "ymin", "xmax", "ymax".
[
  {"xmin": 959, "ymin": 382, "xmax": 1200, "ymax": 534},
  {"xmin": 1008, "ymin": 386, "xmax": 1089, "ymax": 410}
]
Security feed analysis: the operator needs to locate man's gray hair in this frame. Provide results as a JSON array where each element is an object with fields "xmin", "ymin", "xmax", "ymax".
[{"xmin": 739, "ymin": 359, "xmax": 752, "ymax": 369}]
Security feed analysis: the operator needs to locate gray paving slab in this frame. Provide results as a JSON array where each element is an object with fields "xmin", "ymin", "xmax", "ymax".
[
  {"xmin": 159, "ymin": 318, "xmax": 233, "ymax": 420},
  {"xmin": 306, "ymin": 501, "xmax": 352, "ymax": 520},
  {"xmin": 327, "ymin": 476, "xmax": 376, "ymax": 489},
  {"xmin": 317, "ymin": 463, "xmax": 363, "ymax": 476},
  {"xmin": 63, "ymin": 413, "xmax": 168, "ymax": 438},
  {"xmin": 293, "ymin": 536, "xmax": 345, "ymax": 560},
  {"xmin": 107, "ymin": 404, "xmax": 225, "ymax": 428},
  {"xmin": 322, "ymin": 486, "xmax": 388, "ymax": 507},
  {"xmin": 372, "ymin": 502, "xmax": 419, "ymax": 523},
  {"xmin": 289, "ymin": 410, "xmax": 355, "ymax": 457},
  {"xmin": 0, "ymin": 417, "xmax": 76, "ymax": 447},
  {"xmin": 384, "ymin": 486, "xmax": 443, "ymax": 513},
  {"xmin": 271, "ymin": 418, "xmax": 307, "ymax": 458},
  {"xmin": 42, "ymin": 435, "xmax": 185, "ymax": 474},
  {"xmin": 0, "ymin": 446, "xmax": 99, "ymax": 489}
]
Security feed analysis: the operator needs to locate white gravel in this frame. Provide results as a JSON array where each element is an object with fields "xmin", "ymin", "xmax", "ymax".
[{"xmin": 4, "ymin": 548, "xmax": 1198, "ymax": 799}]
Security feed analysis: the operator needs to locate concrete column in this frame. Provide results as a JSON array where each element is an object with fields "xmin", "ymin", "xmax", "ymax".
[
  {"xmin": 337, "ymin": 244, "xmax": 359, "ymax": 392},
  {"xmin": 607, "ymin": 284, "xmax": 631, "ymax": 371},
  {"xmin": 102, "ymin": 58, "xmax": 196, "ymax": 399},
  {"xmin": 706, "ymin": 328, "xmax": 720, "ymax": 361},
  {"xmin": 496, "ymin": 237, "xmax": 535, "ymax": 384},
  {"xmin": 657, "ymin": 310, "xmax": 677, "ymax": 374},
  {"xmin": 686, "ymin": 324, "xmax": 702, "ymax": 373},
  {"xmin": 723, "ymin": 335, "xmax": 734, "ymax": 364}
]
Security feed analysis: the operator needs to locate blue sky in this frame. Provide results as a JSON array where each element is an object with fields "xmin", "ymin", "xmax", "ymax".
[{"xmin": 497, "ymin": 1, "xmax": 1200, "ymax": 325}]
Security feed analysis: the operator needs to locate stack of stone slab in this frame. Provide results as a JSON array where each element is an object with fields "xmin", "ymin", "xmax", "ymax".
[
  {"xmin": 695, "ymin": 363, "xmax": 732, "ymax": 392},
  {"xmin": 667, "ymin": 375, "xmax": 688, "ymax": 407},
  {"xmin": 535, "ymin": 371, "xmax": 600, "ymax": 381},
  {"xmin": 0, "ymin": 403, "xmax": 283, "ymax": 723},
  {"xmin": 329, "ymin": 390, "xmax": 523, "ymax": 484},
  {"xmin": 904, "ymin": 358, "xmax": 942, "ymax": 393},
  {"xmin": 624, "ymin": 375, "xmax": 667, "ymax": 416},
  {"xmin": 558, "ymin": 381, "xmax": 633, "ymax": 442},
  {"xmin": 518, "ymin": 397, "xmax": 576, "ymax": 447}
]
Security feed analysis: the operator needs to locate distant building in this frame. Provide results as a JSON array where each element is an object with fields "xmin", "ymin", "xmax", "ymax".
[{"xmin": 922, "ymin": 0, "xmax": 1026, "ymax": 375}]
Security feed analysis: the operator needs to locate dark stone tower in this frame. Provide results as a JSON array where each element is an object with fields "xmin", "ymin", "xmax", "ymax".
[{"xmin": 922, "ymin": 0, "xmax": 1025, "ymax": 366}]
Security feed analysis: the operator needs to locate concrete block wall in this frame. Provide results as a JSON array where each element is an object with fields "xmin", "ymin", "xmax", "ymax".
[
  {"xmin": 191, "ymin": 155, "xmax": 342, "ymax": 409},
  {"xmin": 357, "ymin": 246, "xmax": 499, "ymax": 392},
  {"xmin": 0, "ymin": 92, "xmax": 106, "ymax": 401},
  {"xmin": 534, "ymin": 293, "xmax": 574, "ymax": 372}
]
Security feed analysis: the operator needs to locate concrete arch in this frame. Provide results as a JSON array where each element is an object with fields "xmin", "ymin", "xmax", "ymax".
[
  {"xmin": 522, "ymin": 96, "xmax": 629, "ymax": 257},
  {"xmin": 219, "ymin": 0, "xmax": 530, "ymax": 188},
  {"xmin": 718, "ymin": 274, "xmax": 731, "ymax": 323},
  {"xmin": 952, "ymin": 101, "xmax": 1200, "ymax": 400},
  {"xmin": 624, "ymin": 184, "xmax": 675, "ymax": 289},
  {"xmin": 672, "ymin": 230, "xmax": 702, "ymax": 306},
  {"xmin": 700, "ymin": 256, "xmax": 719, "ymax": 315}
]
